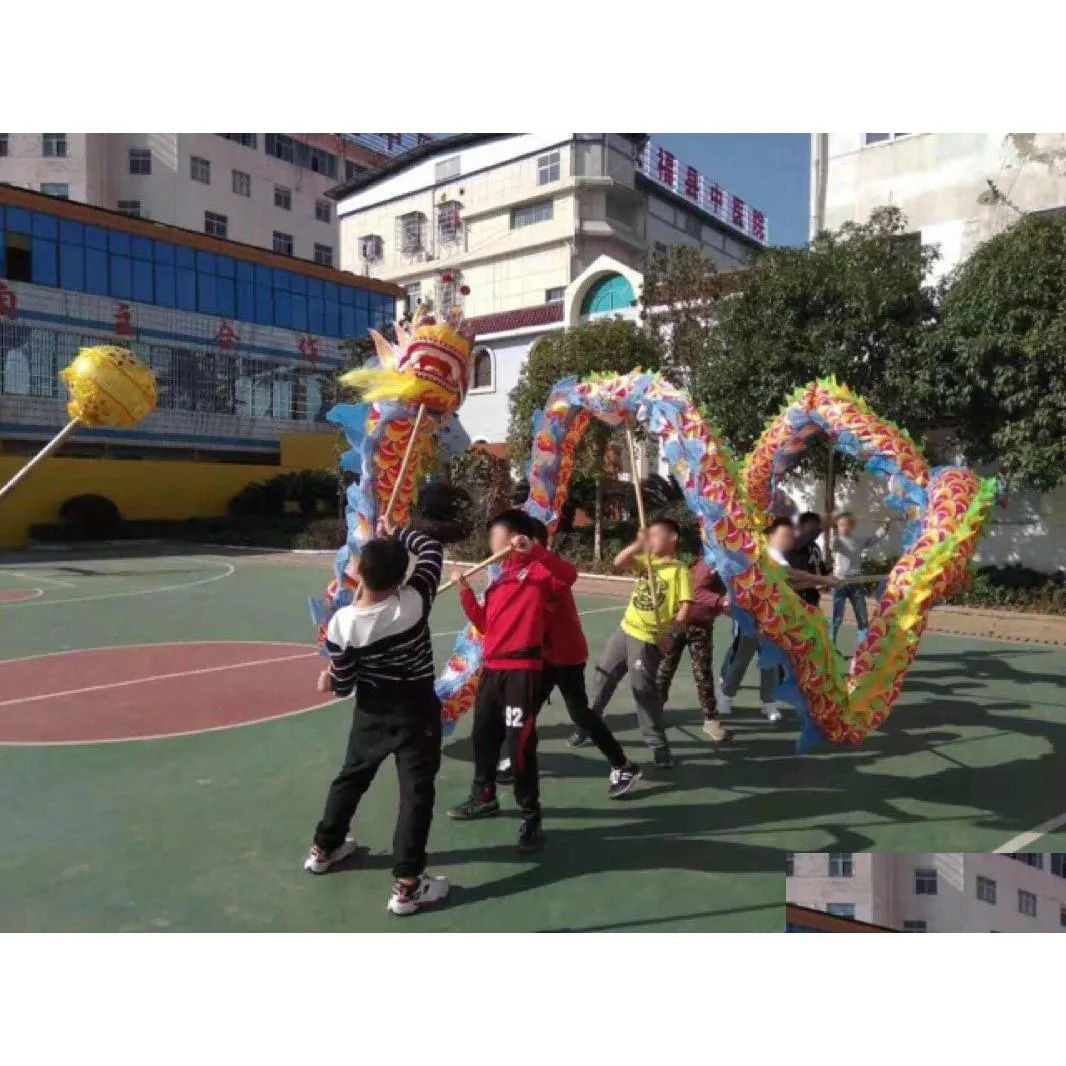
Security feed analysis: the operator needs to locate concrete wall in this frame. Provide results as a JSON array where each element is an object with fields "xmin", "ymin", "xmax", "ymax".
[
  {"xmin": 816, "ymin": 133, "xmax": 1066, "ymax": 280},
  {"xmin": 0, "ymin": 133, "xmax": 92, "ymax": 203}
]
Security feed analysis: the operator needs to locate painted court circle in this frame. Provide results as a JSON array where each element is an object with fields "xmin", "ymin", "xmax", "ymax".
[{"xmin": 0, "ymin": 642, "xmax": 326, "ymax": 745}]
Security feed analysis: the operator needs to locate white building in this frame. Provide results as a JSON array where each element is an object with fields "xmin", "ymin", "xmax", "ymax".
[
  {"xmin": 330, "ymin": 133, "xmax": 767, "ymax": 448},
  {"xmin": 0, "ymin": 133, "xmax": 427, "ymax": 269},
  {"xmin": 786, "ymin": 852, "xmax": 1066, "ymax": 932},
  {"xmin": 807, "ymin": 132, "xmax": 1066, "ymax": 573},
  {"xmin": 811, "ymin": 133, "xmax": 1066, "ymax": 280}
]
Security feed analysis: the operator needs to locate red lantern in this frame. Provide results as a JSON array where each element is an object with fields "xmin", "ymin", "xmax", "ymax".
[{"xmin": 459, "ymin": 284, "xmax": 471, "ymax": 296}]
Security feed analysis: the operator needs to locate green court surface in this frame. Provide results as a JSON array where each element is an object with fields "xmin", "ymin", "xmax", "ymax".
[{"xmin": 1, "ymin": 548, "xmax": 1064, "ymax": 932}]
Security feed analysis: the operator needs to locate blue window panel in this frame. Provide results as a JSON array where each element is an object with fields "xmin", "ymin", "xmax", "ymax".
[
  {"xmin": 307, "ymin": 277, "xmax": 323, "ymax": 300},
  {"xmin": 308, "ymin": 297, "xmax": 324, "ymax": 334},
  {"xmin": 85, "ymin": 248, "xmax": 109, "ymax": 295},
  {"xmin": 322, "ymin": 283, "xmax": 338, "ymax": 307},
  {"xmin": 216, "ymin": 256, "xmax": 235, "ymax": 279},
  {"xmin": 0, "ymin": 236, "xmax": 5, "ymax": 276},
  {"xmin": 0, "ymin": 205, "xmax": 4, "ymax": 228},
  {"xmin": 255, "ymin": 284, "xmax": 273, "ymax": 325},
  {"xmin": 289, "ymin": 272, "xmax": 307, "ymax": 295},
  {"xmin": 176, "ymin": 246, "xmax": 196, "ymax": 269},
  {"xmin": 176, "ymin": 268, "xmax": 197, "ymax": 311},
  {"xmin": 155, "ymin": 264, "xmax": 176, "ymax": 307},
  {"xmin": 339, "ymin": 285, "xmax": 355, "ymax": 306},
  {"xmin": 59, "ymin": 242, "xmax": 85, "ymax": 290},
  {"xmin": 110, "ymin": 254, "xmax": 132, "ymax": 299},
  {"xmin": 131, "ymin": 236, "xmax": 153, "ymax": 261},
  {"xmin": 237, "ymin": 259, "xmax": 254, "ymax": 284},
  {"xmin": 8, "ymin": 207, "xmax": 33, "ymax": 235},
  {"xmin": 324, "ymin": 299, "xmax": 340, "ymax": 337},
  {"xmin": 31, "ymin": 238, "xmax": 58, "ymax": 285},
  {"xmin": 217, "ymin": 277, "xmax": 236, "ymax": 317},
  {"xmin": 340, "ymin": 304, "xmax": 356, "ymax": 337},
  {"xmin": 33, "ymin": 212, "xmax": 58, "ymax": 239},
  {"xmin": 273, "ymin": 291, "xmax": 293, "ymax": 330},
  {"xmin": 109, "ymin": 230, "xmax": 131, "ymax": 255},
  {"xmin": 59, "ymin": 219, "xmax": 84, "ymax": 245},
  {"xmin": 356, "ymin": 287, "xmax": 370, "ymax": 312},
  {"xmin": 198, "ymin": 273, "xmax": 218, "ymax": 315},
  {"xmin": 291, "ymin": 294, "xmax": 308, "ymax": 332},
  {"xmin": 197, "ymin": 250, "xmax": 216, "ymax": 274},
  {"xmin": 154, "ymin": 240, "xmax": 175, "ymax": 264},
  {"xmin": 237, "ymin": 282, "xmax": 255, "ymax": 323},
  {"xmin": 132, "ymin": 259, "xmax": 153, "ymax": 304},
  {"xmin": 354, "ymin": 307, "xmax": 369, "ymax": 336},
  {"xmin": 273, "ymin": 268, "xmax": 290, "ymax": 291},
  {"xmin": 255, "ymin": 264, "xmax": 272, "ymax": 288},
  {"xmin": 85, "ymin": 225, "xmax": 108, "ymax": 250}
]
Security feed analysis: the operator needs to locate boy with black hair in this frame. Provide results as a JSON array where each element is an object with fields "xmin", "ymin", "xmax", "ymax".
[
  {"xmin": 447, "ymin": 508, "xmax": 578, "ymax": 851},
  {"xmin": 789, "ymin": 511, "xmax": 831, "ymax": 608},
  {"xmin": 498, "ymin": 518, "xmax": 643, "ymax": 799},
  {"xmin": 575, "ymin": 516, "xmax": 693, "ymax": 769},
  {"xmin": 830, "ymin": 511, "xmax": 889, "ymax": 644},
  {"xmin": 304, "ymin": 520, "xmax": 447, "ymax": 918}
]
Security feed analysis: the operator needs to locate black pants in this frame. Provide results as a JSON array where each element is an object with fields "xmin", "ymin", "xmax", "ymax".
[
  {"xmin": 314, "ymin": 685, "xmax": 442, "ymax": 880},
  {"xmin": 545, "ymin": 662, "xmax": 627, "ymax": 768},
  {"xmin": 657, "ymin": 624, "xmax": 717, "ymax": 720},
  {"xmin": 472, "ymin": 668, "xmax": 541, "ymax": 819}
]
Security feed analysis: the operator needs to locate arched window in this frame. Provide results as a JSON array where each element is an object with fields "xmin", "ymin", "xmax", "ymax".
[
  {"xmin": 580, "ymin": 273, "xmax": 636, "ymax": 316},
  {"xmin": 472, "ymin": 347, "xmax": 493, "ymax": 391}
]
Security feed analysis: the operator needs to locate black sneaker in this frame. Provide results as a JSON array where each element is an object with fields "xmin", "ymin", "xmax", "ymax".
[
  {"xmin": 652, "ymin": 746, "xmax": 675, "ymax": 769},
  {"xmin": 517, "ymin": 817, "xmax": 544, "ymax": 853},
  {"xmin": 568, "ymin": 730, "xmax": 590, "ymax": 748},
  {"xmin": 496, "ymin": 758, "xmax": 514, "ymax": 785},
  {"xmin": 608, "ymin": 762, "xmax": 642, "ymax": 799},
  {"xmin": 447, "ymin": 790, "xmax": 501, "ymax": 820}
]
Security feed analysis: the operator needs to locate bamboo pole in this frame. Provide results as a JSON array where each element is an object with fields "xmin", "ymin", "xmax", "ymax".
[
  {"xmin": 626, "ymin": 427, "xmax": 662, "ymax": 628},
  {"xmin": 437, "ymin": 546, "xmax": 513, "ymax": 593},
  {"xmin": 384, "ymin": 404, "xmax": 427, "ymax": 523},
  {"xmin": 0, "ymin": 420, "xmax": 79, "ymax": 502}
]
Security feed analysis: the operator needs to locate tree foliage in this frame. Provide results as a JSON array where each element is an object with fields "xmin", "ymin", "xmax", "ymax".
[
  {"xmin": 507, "ymin": 318, "xmax": 661, "ymax": 556},
  {"xmin": 931, "ymin": 213, "xmax": 1066, "ymax": 492},
  {"xmin": 691, "ymin": 206, "xmax": 943, "ymax": 461}
]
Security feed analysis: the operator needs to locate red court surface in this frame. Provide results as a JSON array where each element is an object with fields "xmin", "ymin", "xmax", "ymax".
[
  {"xmin": 0, "ymin": 642, "xmax": 325, "ymax": 744},
  {"xmin": 0, "ymin": 589, "xmax": 42, "ymax": 602}
]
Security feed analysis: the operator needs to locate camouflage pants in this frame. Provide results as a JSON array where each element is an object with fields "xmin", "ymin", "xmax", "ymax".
[{"xmin": 656, "ymin": 623, "xmax": 718, "ymax": 720}]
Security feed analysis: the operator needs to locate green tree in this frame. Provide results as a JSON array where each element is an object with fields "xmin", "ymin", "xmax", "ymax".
[
  {"xmin": 932, "ymin": 213, "xmax": 1066, "ymax": 492},
  {"xmin": 641, "ymin": 244, "xmax": 734, "ymax": 384},
  {"xmin": 507, "ymin": 318, "xmax": 661, "ymax": 559},
  {"xmin": 692, "ymin": 206, "xmax": 943, "ymax": 515}
]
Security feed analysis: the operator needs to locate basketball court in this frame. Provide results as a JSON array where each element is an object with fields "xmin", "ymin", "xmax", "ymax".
[{"xmin": 1, "ymin": 545, "xmax": 1063, "ymax": 931}]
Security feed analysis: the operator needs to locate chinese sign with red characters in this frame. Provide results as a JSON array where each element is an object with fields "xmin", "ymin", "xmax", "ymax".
[
  {"xmin": 0, "ymin": 282, "xmax": 18, "ymax": 321},
  {"xmin": 639, "ymin": 143, "xmax": 769, "ymax": 246},
  {"xmin": 216, "ymin": 320, "xmax": 240, "ymax": 350},
  {"xmin": 114, "ymin": 303, "xmax": 135, "ymax": 337},
  {"xmin": 298, "ymin": 335, "xmax": 319, "ymax": 365}
]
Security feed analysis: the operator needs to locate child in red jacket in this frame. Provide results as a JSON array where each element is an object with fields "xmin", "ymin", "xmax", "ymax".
[
  {"xmin": 447, "ymin": 509, "xmax": 576, "ymax": 852},
  {"xmin": 497, "ymin": 519, "xmax": 642, "ymax": 799}
]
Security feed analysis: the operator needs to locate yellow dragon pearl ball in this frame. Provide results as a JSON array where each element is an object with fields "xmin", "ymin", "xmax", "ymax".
[{"xmin": 60, "ymin": 345, "xmax": 158, "ymax": 429}]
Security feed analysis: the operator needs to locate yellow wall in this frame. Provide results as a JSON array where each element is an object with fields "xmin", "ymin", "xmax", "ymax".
[{"xmin": 0, "ymin": 432, "xmax": 342, "ymax": 549}]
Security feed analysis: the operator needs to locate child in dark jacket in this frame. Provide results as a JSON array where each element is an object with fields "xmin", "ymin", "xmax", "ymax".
[
  {"xmin": 656, "ymin": 556, "xmax": 732, "ymax": 743},
  {"xmin": 497, "ymin": 519, "xmax": 642, "ymax": 799},
  {"xmin": 447, "ymin": 509, "xmax": 576, "ymax": 852}
]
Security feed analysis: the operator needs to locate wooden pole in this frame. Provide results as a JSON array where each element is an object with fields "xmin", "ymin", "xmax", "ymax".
[
  {"xmin": 384, "ymin": 404, "xmax": 427, "ymax": 523},
  {"xmin": 437, "ymin": 546, "xmax": 513, "ymax": 593},
  {"xmin": 0, "ymin": 419, "xmax": 79, "ymax": 502},
  {"xmin": 626, "ymin": 427, "xmax": 662, "ymax": 627}
]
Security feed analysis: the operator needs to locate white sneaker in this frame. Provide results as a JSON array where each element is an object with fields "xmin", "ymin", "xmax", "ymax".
[
  {"xmin": 388, "ymin": 873, "xmax": 450, "ymax": 916},
  {"xmin": 761, "ymin": 702, "xmax": 783, "ymax": 724},
  {"xmin": 303, "ymin": 836, "xmax": 357, "ymax": 874},
  {"xmin": 717, "ymin": 684, "xmax": 733, "ymax": 716}
]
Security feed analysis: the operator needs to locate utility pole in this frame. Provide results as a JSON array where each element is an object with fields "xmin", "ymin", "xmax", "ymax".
[{"xmin": 811, "ymin": 134, "xmax": 834, "ymax": 556}]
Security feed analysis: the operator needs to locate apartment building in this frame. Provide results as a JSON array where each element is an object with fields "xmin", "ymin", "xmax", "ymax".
[
  {"xmin": 330, "ymin": 133, "xmax": 768, "ymax": 445},
  {"xmin": 0, "ymin": 133, "xmax": 427, "ymax": 268},
  {"xmin": 810, "ymin": 133, "xmax": 1066, "ymax": 280},
  {"xmin": 786, "ymin": 852, "xmax": 1066, "ymax": 932}
]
